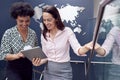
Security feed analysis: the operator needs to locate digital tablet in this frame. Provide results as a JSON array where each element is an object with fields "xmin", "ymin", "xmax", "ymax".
[{"xmin": 21, "ymin": 46, "xmax": 47, "ymax": 61}]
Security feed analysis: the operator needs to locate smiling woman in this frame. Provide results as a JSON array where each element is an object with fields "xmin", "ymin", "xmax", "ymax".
[
  {"xmin": 0, "ymin": 2, "xmax": 39, "ymax": 80},
  {"xmin": 36, "ymin": 5, "xmax": 92, "ymax": 80}
]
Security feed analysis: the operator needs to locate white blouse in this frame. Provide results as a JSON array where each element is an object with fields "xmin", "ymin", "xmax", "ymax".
[
  {"xmin": 99, "ymin": 26, "xmax": 120, "ymax": 64},
  {"xmin": 41, "ymin": 27, "xmax": 81, "ymax": 62}
]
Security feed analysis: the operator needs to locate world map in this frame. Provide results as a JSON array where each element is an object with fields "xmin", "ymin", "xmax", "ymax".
[{"xmin": 33, "ymin": 3, "xmax": 85, "ymax": 34}]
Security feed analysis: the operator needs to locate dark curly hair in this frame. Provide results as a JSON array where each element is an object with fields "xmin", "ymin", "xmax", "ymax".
[{"xmin": 10, "ymin": 2, "xmax": 34, "ymax": 19}]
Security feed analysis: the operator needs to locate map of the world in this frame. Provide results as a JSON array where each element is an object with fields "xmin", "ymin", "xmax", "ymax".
[{"xmin": 33, "ymin": 3, "xmax": 85, "ymax": 34}]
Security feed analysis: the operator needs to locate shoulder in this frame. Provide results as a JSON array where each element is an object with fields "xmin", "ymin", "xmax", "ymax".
[
  {"xmin": 111, "ymin": 26, "xmax": 120, "ymax": 31},
  {"xmin": 63, "ymin": 27, "xmax": 73, "ymax": 33},
  {"xmin": 29, "ymin": 28, "xmax": 36, "ymax": 34},
  {"xmin": 4, "ymin": 26, "xmax": 16, "ymax": 35},
  {"xmin": 109, "ymin": 26, "xmax": 120, "ymax": 36},
  {"xmin": 64, "ymin": 27, "xmax": 72, "ymax": 31}
]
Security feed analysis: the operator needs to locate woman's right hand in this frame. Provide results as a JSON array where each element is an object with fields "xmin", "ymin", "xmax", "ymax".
[{"xmin": 85, "ymin": 41, "xmax": 101, "ymax": 50}]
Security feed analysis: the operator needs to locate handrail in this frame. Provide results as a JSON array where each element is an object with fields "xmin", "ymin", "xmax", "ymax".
[{"xmin": 70, "ymin": 60, "xmax": 113, "ymax": 64}]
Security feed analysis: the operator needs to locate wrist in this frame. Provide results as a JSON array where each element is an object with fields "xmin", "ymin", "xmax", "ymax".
[
  {"xmin": 78, "ymin": 46, "xmax": 89, "ymax": 55},
  {"xmin": 95, "ymin": 47, "xmax": 106, "ymax": 56}
]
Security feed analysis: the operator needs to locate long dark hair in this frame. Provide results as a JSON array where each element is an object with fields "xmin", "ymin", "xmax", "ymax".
[{"xmin": 42, "ymin": 5, "xmax": 65, "ymax": 40}]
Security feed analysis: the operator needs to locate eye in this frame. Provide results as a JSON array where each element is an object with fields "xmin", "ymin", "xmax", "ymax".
[
  {"xmin": 43, "ymin": 19, "xmax": 52, "ymax": 22},
  {"xmin": 43, "ymin": 19, "xmax": 46, "ymax": 22},
  {"xmin": 25, "ymin": 20, "xmax": 30, "ymax": 23},
  {"xmin": 47, "ymin": 18, "xmax": 52, "ymax": 22},
  {"xmin": 19, "ymin": 20, "xmax": 24, "ymax": 23}
]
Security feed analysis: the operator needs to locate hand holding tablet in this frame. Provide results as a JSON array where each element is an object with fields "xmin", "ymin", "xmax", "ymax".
[{"xmin": 21, "ymin": 46, "xmax": 47, "ymax": 61}]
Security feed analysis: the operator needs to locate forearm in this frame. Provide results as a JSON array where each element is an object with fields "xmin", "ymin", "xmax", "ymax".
[
  {"xmin": 5, "ymin": 54, "xmax": 18, "ymax": 61},
  {"xmin": 78, "ymin": 46, "xmax": 90, "ymax": 55},
  {"xmin": 5, "ymin": 53, "xmax": 24, "ymax": 61},
  {"xmin": 95, "ymin": 47, "xmax": 106, "ymax": 56}
]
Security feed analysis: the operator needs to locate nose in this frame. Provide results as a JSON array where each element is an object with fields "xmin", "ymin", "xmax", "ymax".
[
  {"xmin": 23, "ymin": 21, "xmax": 27, "ymax": 25},
  {"xmin": 22, "ymin": 21, "xmax": 29, "ymax": 27}
]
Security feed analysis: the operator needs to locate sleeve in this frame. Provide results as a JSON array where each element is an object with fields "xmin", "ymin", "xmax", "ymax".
[
  {"xmin": 0, "ymin": 30, "xmax": 12, "ymax": 60},
  {"xmin": 67, "ymin": 27, "xmax": 82, "ymax": 56},
  {"xmin": 96, "ymin": 27, "xmax": 117, "ymax": 57}
]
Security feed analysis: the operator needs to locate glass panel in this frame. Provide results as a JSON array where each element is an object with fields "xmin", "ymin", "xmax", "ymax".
[{"xmin": 93, "ymin": 0, "xmax": 120, "ymax": 80}]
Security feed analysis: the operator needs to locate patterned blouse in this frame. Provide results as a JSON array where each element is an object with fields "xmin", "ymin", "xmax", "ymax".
[{"xmin": 0, "ymin": 26, "xmax": 38, "ymax": 60}]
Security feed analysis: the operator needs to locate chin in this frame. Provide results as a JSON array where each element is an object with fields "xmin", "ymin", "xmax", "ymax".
[{"xmin": 47, "ymin": 28, "xmax": 52, "ymax": 30}]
